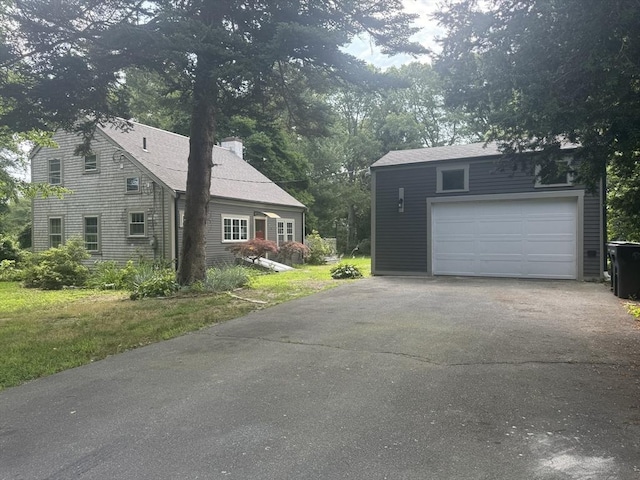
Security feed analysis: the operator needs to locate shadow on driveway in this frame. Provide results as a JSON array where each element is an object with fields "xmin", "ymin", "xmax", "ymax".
[{"xmin": 1, "ymin": 277, "xmax": 640, "ymax": 479}]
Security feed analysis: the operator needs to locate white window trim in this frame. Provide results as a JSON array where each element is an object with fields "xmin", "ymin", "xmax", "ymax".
[
  {"xmin": 83, "ymin": 153, "xmax": 99, "ymax": 173},
  {"xmin": 222, "ymin": 215, "xmax": 250, "ymax": 242},
  {"xmin": 436, "ymin": 164, "xmax": 469, "ymax": 193},
  {"xmin": 83, "ymin": 215, "xmax": 100, "ymax": 252},
  {"xmin": 48, "ymin": 158, "xmax": 62, "ymax": 185},
  {"xmin": 126, "ymin": 176, "xmax": 141, "ymax": 194},
  {"xmin": 535, "ymin": 159, "xmax": 574, "ymax": 188},
  {"xmin": 49, "ymin": 216, "xmax": 63, "ymax": 248},
  {"xmin": 179, "ymin": 210, "xmax": 185, "ymax": 228},
  {"xmin": 128, "ymin": 211, "xmax": 146, "ymax": 237},
  {"xmin": 276, "ymin": 218, "xmax": 295, "ymax": 245}
]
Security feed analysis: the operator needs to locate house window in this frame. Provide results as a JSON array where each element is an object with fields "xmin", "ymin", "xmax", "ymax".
[
  {"xmin": 128, "ymin": 212, "xmax": 146, "ymax": 237},
  {"xmin": 84, "ymin": 216, "xmax": 99, "ymax": 252},
  {"xmin": 535, "ymin": 159, "xmax": 573, "ymax": 187},
  {"xmin": 277, "ymin": 219, "xmax": 295, "ymax": 245},
  {"xmin": 222, "ymin": 216, "xmax": 249, "ymax": 242},
  {"xmin": 48, "ymin": 159, "xmax": 61, "ymax": 185},
  {"xmin": 49, "ymin": 217, "xmax": 63, "ymax": 248},
  {"xmin": 436, "ymin": 165, "xmax": 469, "ymax": 193},
  {"xmin": 126, "ymin": 177, "xmax": 140, "ymax": 193},
  {"xmin": 84, "ymin": 153, "xmax": 98, "ymax": 172},
  {"xmin": 179, "ymin": 210, "xmax": 185, "ymax": 228}
]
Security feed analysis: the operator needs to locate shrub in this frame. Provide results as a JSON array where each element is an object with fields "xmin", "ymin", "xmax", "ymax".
[
  {"xmin": 130, "ymin": 270, "xmax": 178, "ymax": 299},
  {"xmin": 306, "ymin": 230, "xmax": 332, "ymax": 265},
  {"xmin": 87, "ymin": 260, "xmax": 138, "ymax": 290},
  {"xmin": 0, "ymin": 259, "xmax": 24, "ymax": 282},
  {"xmin": 278, "ymin": 241, "xmax": 309, "ymax": 265},
  {"xmin": 0, "ymin": 235, "xmax": 21, "ymax": 263},
  {"xmin": 23, "ymin": 238, "xmax": 90, "ymax": 290},
  {"xmin": 204, "ymin": 265, "xmax": 251, "ymax": 292},
  {"xmin": 226, "ymin": 238, "xmax": 279, "ymax": 263},
  {"xmin": 330, "ymin": 263, "xmax": 363, "ymax": 280}
]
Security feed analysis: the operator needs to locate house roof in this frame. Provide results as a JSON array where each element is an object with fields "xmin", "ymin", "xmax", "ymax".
[
  {"xmin": 371, "ymin": 141, "xmax": 579, "ymax": 169},
  {"xmin": 99, "ymin": 121, "xmax": 306, "ymax": 209}
]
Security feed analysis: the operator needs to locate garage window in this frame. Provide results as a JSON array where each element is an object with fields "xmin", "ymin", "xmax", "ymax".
[
  {"xmin": 535, "ymin": 159, "xmax": 573, "ymax": 187},
  {"xmin": 437, "ymin": 165, "xmax": 469, "ymax": 193}
]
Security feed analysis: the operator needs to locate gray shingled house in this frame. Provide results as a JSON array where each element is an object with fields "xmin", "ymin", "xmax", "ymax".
[
  {"xmin": 370, "ymin": 142, "xmax": 604, "ymax": 280},
  {"xmin": 31, "ymin": 120, "xmax": 306, "ymax": 267}
]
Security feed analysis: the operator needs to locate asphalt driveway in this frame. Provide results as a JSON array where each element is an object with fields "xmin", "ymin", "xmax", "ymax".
[{"xmin": 1, "ymin": 277, "xmax": 640, "ymax": 479}]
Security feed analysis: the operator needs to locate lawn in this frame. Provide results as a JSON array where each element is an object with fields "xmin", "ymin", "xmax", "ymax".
[{"xmin": 0, "ymin": 257, "xmax": 370, "ymax": 390}]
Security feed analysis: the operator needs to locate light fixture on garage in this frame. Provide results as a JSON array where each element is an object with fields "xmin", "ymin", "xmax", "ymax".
[{"xmin": 398, "ymin": 188, "xmax": 405, "ymax": 213}]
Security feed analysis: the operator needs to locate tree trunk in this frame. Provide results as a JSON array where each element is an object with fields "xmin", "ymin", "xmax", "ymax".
[{"xmin": 177, "ymin": 54, "xmax": 216, "ymax": 285}]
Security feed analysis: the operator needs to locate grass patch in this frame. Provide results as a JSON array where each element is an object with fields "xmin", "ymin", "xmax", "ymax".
[{"xmin": 0, "ymin": 257, "xmax": 371, "ymax": 390}]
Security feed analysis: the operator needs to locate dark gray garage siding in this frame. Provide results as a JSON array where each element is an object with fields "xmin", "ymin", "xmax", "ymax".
[{"xmin": 373, "ymin": 157, "xmax": 603, "ymax": 279}]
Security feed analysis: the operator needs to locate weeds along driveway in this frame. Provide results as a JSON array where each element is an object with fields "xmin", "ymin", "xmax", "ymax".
[{"xmin": 1, "ymin": 276, "xmax": 640, "ymax": 479}]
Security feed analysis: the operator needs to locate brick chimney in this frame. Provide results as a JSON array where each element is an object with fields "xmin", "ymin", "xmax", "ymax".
[{"xmin": 221, "ymin": 137, "xmax": 243, "ymax": 160}]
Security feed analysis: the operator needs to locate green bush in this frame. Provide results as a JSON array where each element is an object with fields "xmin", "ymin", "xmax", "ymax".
[
  {"xmin": 330, "ymin": 263, "xmax": 363, "ymax": 279},
  {"xmin": 87, "ymin": 260, "xmax": 138, "ymax": 290},
  {"xmin": 204, "ymin": 265, "xmax": 251, "ymax": 292},
  {"xmin": 0, "ymin": 259, "xmax": 24, "ymax": 282},
  {"xmin": 23, "ymin": 238, "xmax": 90, "ymax": 290},
  {"xmin": 306, "ymin": 230, "xmax": 332, "ymax": 265},
  {"xmin": 0, "ymin": 235, "xmax": 21, "ymax": 263},
  {"xmin": 130, "ymin": 270, "xmax": 178, "ymax": 300}
]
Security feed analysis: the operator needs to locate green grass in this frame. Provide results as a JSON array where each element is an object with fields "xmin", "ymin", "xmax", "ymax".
[{"xmin": 0, "ymin": 257, "xmax": 371, "ymax": 390}]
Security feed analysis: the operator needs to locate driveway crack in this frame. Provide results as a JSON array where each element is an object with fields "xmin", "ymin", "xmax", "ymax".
[{"xmin": 207, "ymin": 333, "xmax": 630, "ymax": 368}]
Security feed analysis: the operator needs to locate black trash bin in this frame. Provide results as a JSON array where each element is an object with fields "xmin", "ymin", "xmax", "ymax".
[{"xmin": 607, "ymin": 242, "xmax": 640, "ymax": 299}]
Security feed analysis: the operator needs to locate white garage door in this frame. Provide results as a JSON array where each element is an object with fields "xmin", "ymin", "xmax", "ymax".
[{"xmin": 431, "ymin": 197, "xmax": 577, "ymax": 279}]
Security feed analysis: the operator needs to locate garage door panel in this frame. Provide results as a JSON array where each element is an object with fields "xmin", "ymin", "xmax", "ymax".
[{"xmin": 432, "ymin": 198, "xmax": 577, "ymax": 279}]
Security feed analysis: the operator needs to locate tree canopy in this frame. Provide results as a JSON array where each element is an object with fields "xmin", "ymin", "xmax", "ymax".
[
  {"xmin": 1, "ymin": 0, "xmax": 425, "ymax": 283},
  {"xmin": 434, "ymin": 0, "xmax": 640, "ymax": 191}
]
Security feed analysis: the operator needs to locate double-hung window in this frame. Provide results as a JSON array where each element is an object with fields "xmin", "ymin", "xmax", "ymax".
[
  {"xmin": 49, "ymin": 217, "xmax": 63, "ymax": 248},
  {"xmin": 222, "ymin": 216, "xmax": 249, "ymax": 242},
  {"xmin": 84, "ymin": 216, "xmax": 99, "ymax": 252},
  {"xmin": 49, "ymin": 159, "xmax": 61, "ymax": 185},
  {"xmin": 84, "ymin": 153, "xmax": 98, "ymax": 172},
  {"xmin": 128, "ymin": 212, "xmax": 146, "ymax": 237},
  {"xmin": 277, "ymin": 219, "xmax": 295, "ymax": 245}
]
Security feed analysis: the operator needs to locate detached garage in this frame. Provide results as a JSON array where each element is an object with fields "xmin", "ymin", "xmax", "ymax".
[{"xmin": 371, "ymin": 143, "xmax": 604, "ymax": 281}]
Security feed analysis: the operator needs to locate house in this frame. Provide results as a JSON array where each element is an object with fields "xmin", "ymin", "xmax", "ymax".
[
  {"xmin": 370, "ymin": 142, "xmax": 604, "ymax": 280},
  {"xmin": 30, "ymin": 120, "xmax": 306, "ymax": 267}
]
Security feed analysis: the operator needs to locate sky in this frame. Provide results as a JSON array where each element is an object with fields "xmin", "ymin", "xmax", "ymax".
[{"xmin": 346, "ymin": 0, "xmax": 444, "ymax": 69}]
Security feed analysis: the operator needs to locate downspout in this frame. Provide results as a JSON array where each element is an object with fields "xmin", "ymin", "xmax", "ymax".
[
  {"xmin": 602, "ymin": 163, "xmax": 608, "ymax": 273},
  {"xmin": 174, "ymin": 192, "xmax": 181, "ymax": 271},
  {"xmin": 161, "ymin": 186, "xmax": 166, "ymax": 259}
]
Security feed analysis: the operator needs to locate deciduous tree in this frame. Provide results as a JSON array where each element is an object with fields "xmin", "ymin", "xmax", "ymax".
[{"xmin": 434, "ymin": 0, "xmax": 640, "ymax": 192}]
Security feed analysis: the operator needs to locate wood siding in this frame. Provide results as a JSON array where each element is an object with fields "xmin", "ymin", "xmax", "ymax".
[
  {"xmin": 32, "ymin": 130, "xmax": 175, "ymax": 265},
  {"xmin": 373, "ymin": 157, "xmax": 603, "ymax": 279},
  {"xmin": 176, "ymin": 197, "xmax": 305, "ymax": 267}
]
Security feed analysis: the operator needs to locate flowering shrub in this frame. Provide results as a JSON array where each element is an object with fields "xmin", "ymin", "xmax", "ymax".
[
  {"xmin": 278, "ymin": 241, "xmax": 309, "ymax": 264},
  {"xmin": 226, "ymin": 238, "xmax": 279, "ymax": 263},
  {"xmin": 330, "ymin": 263, "xmax": 363, "ymax": 280}
]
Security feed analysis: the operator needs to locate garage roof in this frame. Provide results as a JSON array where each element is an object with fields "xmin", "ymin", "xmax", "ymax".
[{"xmin": 371, "ymin": 141, "xmax": 579, "ymax": 169}]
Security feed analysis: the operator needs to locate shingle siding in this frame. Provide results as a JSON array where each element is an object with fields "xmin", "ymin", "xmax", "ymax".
[
  {"xmin": 32, "ymin": 130, "xmax": 173, "ymax": 265},
  {"xmin": 176, "ymin": 197, "xmax": 305, "ymax": 267},
  {"xmin": 372, "ymin": 156, "xmax": 603, "ymax": 280},
  {"xmin": 32, "ymin": 123, "xmax": 307, "ymax": 270}
]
